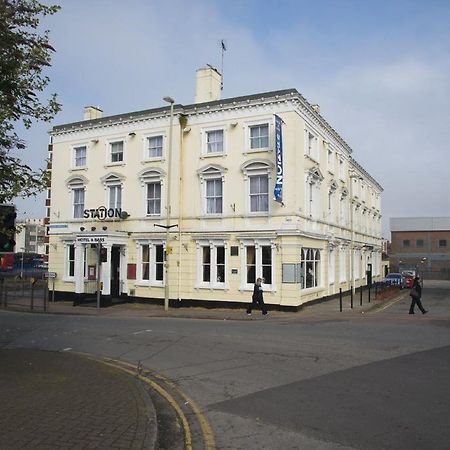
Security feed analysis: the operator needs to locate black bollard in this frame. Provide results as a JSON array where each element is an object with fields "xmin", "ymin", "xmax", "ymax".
[
  {"xmin": 360, "ymin": 285, "xmax": 363, "ymax": 306},
  {"xmin": 350, "ymin": 286, "xmax": 353, "ymax": 309},
  {"xmin": 368, "ymin": 284, "xmax": 371, "ymax": 303},
  {"xmin": 339, "ymin": 288, "xmax": 342, "ymax": 312}
]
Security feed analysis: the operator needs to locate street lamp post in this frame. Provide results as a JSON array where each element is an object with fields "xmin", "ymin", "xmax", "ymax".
[{"xmin": 162, "ymin": 96, "xmax": 175, "ymax": 311}]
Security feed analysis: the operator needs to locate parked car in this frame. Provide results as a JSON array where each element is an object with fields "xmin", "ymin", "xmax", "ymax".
[{"xmin": 383, "ymin": 273, "xmax": 406, "ymax": 288}]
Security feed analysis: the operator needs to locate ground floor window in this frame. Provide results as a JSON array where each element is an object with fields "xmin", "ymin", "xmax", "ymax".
[
  {"xmin": 140, "ymin": 243, "xmax": 164, "ymax": 283},
  {"xmin": 244, "ymin": 243, "xmax": 272, "ymax": 286},
  {"xmin": 328, "ymin": 248, "xmax": 335, "ymax": 284},
  {"xmin": 198, "ymin": 242, "xmax": 226, "ymax": 288},
  {"xmin": 339, "ymin": 247, "xmax": 347, "ymax": 282},
  {"xmin": 65, "ymin": 244, "xmax": 87, "ymax": 280},
  {"xmin": 300, "ymin": 248, "xmax": 320, "ymax": 289}
]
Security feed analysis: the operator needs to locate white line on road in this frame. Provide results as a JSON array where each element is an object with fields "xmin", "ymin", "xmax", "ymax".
[{"xmin": 132, "ymin": 329, "xmax": 152, "ymax": 335}]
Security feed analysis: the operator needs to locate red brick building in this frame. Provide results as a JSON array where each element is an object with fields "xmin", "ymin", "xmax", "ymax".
[{"xmin": 390, "ymin": 217, "xmax": 450, "ymax": 280}]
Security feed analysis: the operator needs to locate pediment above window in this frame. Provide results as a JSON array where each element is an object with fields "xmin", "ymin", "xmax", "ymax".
[
  {"xmin": 197, "ymin": 164, "xmax": 227, "ymax": 177},
  {"xmin": 66, "ymin": 174, "xmax": 88, "ymax": 188},
  {"xmin": 100, "ymin": 172, "xmax": 126, "ymax": 186},
  {"xmin": 306, "ymin": 166, "xmax": 324, "ymax": 183},
  {"xmin": 138, "ymin": 167, "xmax": 166, "ymax": 186}
]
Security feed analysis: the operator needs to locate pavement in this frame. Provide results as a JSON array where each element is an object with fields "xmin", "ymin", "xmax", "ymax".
[
  {"xmin": 0, "ymin": 348, "xmax": 157, "ymax": 450},
  {"xmin": 0, "ymin": 283, "xmax": 442, "ymax": 449}
]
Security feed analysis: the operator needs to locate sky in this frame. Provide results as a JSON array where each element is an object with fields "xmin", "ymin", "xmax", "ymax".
[{"xmin": 13, "ymin": 0, "xmax": 450, "ymax": 238}]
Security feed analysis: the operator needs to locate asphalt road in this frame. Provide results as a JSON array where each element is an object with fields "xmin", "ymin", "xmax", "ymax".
[{"xmin": 1, "ymin": 281, "xmax": 449, "ymax": 449}]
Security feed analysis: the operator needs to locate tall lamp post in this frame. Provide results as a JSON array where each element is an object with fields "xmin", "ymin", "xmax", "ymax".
[
  {"xmin": 162, "ymin": 96, "xmax": 175, "ymax": 312},
  {"xmin": 349, "ymin": 171, "xmax": 362, "ymax": 296}
]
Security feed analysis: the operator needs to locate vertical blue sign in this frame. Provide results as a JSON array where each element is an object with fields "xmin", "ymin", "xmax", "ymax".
[{"xmin": 273, "ymin": 114, "xmax": 284, "ymax": 203}]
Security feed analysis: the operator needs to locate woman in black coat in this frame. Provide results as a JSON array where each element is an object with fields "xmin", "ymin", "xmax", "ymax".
[{"xmin": 409, "ymin": 276, "xmax": 428, "ymax": 314}]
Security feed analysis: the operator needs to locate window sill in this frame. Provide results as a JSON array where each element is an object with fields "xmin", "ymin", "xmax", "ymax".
[
  {"xmin": 201, "ymin": 214, "xmax": 223, "ymax": 219},
  {"xmin": 243, "ymin": 148, "xmax": 271, "ymax": 155},
  {"xmin": 304, "ymin": 154, "xmax": 319, "ymax": 164},
  {"xmin": 70, "ymin": 167, "xmax": 88, "ymax": 172},
  {"xmin": 141, "ymin": 157, "xmax": 165, "ymax": 164},
  {"xmin": 104, "ymin": 162, "xmax": 125, "ymax": 168},
  {"xmin": 195, "ymin": 284, "xmax": 228, "ymax": 290},
  {"xmin": 200, "ymin": 152, "xmax": 226, "ymax": 159},
  {"xmin": 135, "ymin": 281, "xmax": 165, "ymax": 287}
]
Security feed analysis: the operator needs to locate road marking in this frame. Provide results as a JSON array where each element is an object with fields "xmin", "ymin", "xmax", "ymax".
[
  {"xmin": 371, "ymin": 294, "xmax": 406, "ymax": 313},
  {"xmin": 103, "ymin": 357, "xmax": 216, "ymax": 450},
  {"xmin": 62, "ymin": 347, "xmax": 72, "ymax": 351},
  {"xmin": 132, "ymin": 329, "xmax": 152, "ymax": 335},
  {"xmin": 100, "ymin": 358, "xmax": 194, "ymax": 450}
]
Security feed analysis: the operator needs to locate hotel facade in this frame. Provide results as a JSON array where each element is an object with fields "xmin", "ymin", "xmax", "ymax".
[{"xmin": 46, "ymin": 68, "xmax": 383, "ymax": 309}]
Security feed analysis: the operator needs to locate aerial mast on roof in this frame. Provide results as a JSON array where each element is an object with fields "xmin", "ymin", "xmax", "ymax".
[{"xmin": 220, "ymin": 39, "xmax": 227, "ymax": 91}]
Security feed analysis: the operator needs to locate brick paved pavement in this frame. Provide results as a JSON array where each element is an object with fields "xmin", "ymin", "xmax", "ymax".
[{"xmin": 0, "ymin": 349, "xmax": 157, "ymax": 449}]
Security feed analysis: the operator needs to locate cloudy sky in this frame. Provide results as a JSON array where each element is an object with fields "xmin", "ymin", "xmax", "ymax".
[{"xmin": 14, "ymin": 0, "xmax": 450, "ymax": 238}]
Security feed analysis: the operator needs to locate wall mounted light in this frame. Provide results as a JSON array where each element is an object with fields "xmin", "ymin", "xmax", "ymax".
[
  {"xmin": 91, "ymin": 139, "xmax": 99, "ymax": 144},
  {"xmin": 128, "ymin": 132, "xmax": 136, "ymax": 137}
]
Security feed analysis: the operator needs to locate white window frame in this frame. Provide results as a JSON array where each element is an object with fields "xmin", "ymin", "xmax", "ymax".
[
  {"xmin": 339, "ymin": 246, "xmax": 347, "ymax": 283},
  {"xmin": 305, "ymin": 169, "xmax": 323, "ymax": 219},
  {"xmin": 136, "ymin": 241, "xmax": 165, "ymax": 286},
  {"xmin": 195, "ymin": 240, "xmax": 228, "ymax": 289},
  {"xmin": 200, "ymin": 127, "xmax": 226, "ymax": 157},
  {"xmin": 146, "ymin": 181, "xmax": 162, "ymax": 216},
  {"xmin": 328, "ymin": 247, "xmax": 335, "ymax": 285},
  {"xmin": 241, "ymin": 160, "xmax": 273, "ymax": 216},
  {"xmin": 197, "ymin": 164, "xmax": 227, "ymax": 217},
  {"xmin": 244, "ymin": 120, "xmax": 273, "ymax": 154},
  {"xmin": 66, "ymin": 176, "xmax": 88, "ymax": 220},
  {"xmin": 108, "ymin": 185, "xmax": 122, "ymax": 210},
  {"xmin": 205, "ymin": 178, "xmax": 223, "ymax": 215},
  {"xmin": 63, "ymin": 243, "xmax": 87, "ymax": 282},
  {"xmin": 106, "ymin": 138, "xmax": 126, "ymax": 165},
  {"xmin": 72, "ymin": 144, "xmax": 88, "ymax": 169},
  {"xmin": 328, "ymin": 182, "xmax": 337, "ymax": 222},
  {"xmin": 327, "ymin": 145, "xmax": 335, "ymax": 173},
  {"xmin": 139, "ymin": 169, "xmax": 165, "ymax": 218},
  {"xmin": 239, "ymin": 239, "xmax": 276, "ymax": 292},
  {"xmin": 300, "ymin": 248, "xmax": 321, "ymax": 290},
  {"xmin": 304, "ymin": 129, "xmax": 319, "ymax": 161},
  {"xmin": 100, "ymin": 173, "xmax": 125, "ymax": 213},
  {"xmin": 73, "ymin": 187, "xmax": 85, "ymax": 219},
  {"xmin": 143, "ymin": 131, "xmax": 165, "ymax": 161},
  {"xmin": 338, "ymin": 156, "xmax": 345, "ymax": 181}
]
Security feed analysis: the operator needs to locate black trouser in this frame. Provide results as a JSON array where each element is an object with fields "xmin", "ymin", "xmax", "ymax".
[
  {"xmin": 247, "ymin": 297, "xmax": 267, "ymax": 314},
  {"xmin": 409, "ymin": 296, "xmax": 426, "ymax": 314}
]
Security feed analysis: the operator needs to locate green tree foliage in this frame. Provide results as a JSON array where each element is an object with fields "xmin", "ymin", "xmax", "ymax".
[{"xmin": 0, "ymin": 0, "xmax": 61, "ymax": 203}]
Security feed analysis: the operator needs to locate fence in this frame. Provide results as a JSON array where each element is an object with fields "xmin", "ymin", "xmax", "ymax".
[{"xmin": 0, "ymin": 274, "xmax": 49, "ymax": 312}]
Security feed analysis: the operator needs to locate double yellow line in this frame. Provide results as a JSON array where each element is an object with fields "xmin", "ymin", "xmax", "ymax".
[{"xmin": 100, "ymin": 357, "xmax": 216, "ymax": 450}]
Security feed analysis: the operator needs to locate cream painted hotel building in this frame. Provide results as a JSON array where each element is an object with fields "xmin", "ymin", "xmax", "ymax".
[{"xmin": 46, "ymin": 67, "xmax": 383, "ymax": 309}]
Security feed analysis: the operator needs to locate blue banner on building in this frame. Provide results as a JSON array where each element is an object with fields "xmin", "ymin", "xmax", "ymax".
[{"xmin": 273, "ymin": 114, "xmax": 284, "ymax": 203}]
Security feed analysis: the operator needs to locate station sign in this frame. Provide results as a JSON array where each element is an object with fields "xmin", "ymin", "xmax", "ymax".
[{"xmin": 83, "ymin": 206, "xmax": 128, "ymax": 221}]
